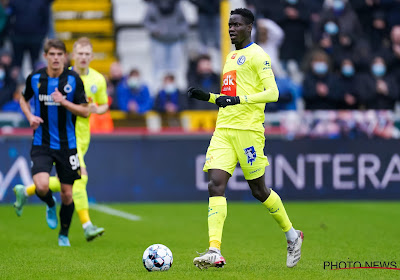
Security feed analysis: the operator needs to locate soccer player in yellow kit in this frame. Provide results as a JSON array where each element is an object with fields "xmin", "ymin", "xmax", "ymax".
[
  {"xmin": 188, "ymin": 8, "xmax": 303, "ymax": 269},
  {"xmin": 14, "ymin": 37, "xmax": 108, "ymax": 242}
]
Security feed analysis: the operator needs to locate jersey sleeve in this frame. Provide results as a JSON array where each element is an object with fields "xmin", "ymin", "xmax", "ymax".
[
  {"xmin": 93, "ymin": 75, "xmax": 108, "ymax": 105},
  {"xmin": 22, "ymin": 74, "xmax": 34, "ymax": 101},
  {"xmin": 73, "ymin": 75, "xmax": 88, "ymax": 105},
  {"xmin": 253, "ymin": 51, "xmax": 274, "ymax": 81}
]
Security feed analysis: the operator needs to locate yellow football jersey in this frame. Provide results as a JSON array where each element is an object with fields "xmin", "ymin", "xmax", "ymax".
[
  {"xmin": 74, "ymin": 67, "xmax": 108, "ymax": 147},
  {"xmin": 216, "ymin": 43, "xmax": 276, "ymax": 132}
]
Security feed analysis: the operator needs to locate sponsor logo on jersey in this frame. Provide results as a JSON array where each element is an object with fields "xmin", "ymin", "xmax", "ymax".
[
  {"xmin": 64, "ymin": 83, "xmax": 72, "ymax": 93},
  {"xmin": 231, "ymin": 53, "xmax": 237, "ymax": 59},
  {"xmin": 39, "ymin": 94, "xmax": 66, "ymax": 106},
  {"xmin": 244, "ymin": 146, "xmax": 257, "ymax": 165},
  {"xmin": 221, "ymin": 70, "xmax": 236, "ymax": 96},
  {"xmin": 91, "ymin": 84, "xmax": 97, "ymax": 93},
  {"xmin": 237, "ymin": 55, "xmax": 246, "ymax": 65},
  {"xmin": 263, "ymin": 60, "xmax": 271, "ymax": 70}
]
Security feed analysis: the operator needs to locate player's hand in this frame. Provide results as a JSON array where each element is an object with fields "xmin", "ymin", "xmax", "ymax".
[
  {"xmin": 88, "ymin": 103, "xmax": 98, "ymax": 114},
  {"xmin": 187, "ymin": 87, "xmax": 210, "ymax": 101},
  {"xmin": 216, "ymin": 96, "xmax": 240, "ymax": 108},
  {"xmin": 28, "ymin": 115, "xmax": 44, "ymax": 130},
  {"xmin": 51, "ymin": 88, "xmax": 65, "ymax": 104}
]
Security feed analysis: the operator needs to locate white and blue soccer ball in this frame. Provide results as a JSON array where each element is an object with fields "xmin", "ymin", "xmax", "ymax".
[{"xmin": 142, "ymin": 244, "xmax": 173, "ymax": 272}]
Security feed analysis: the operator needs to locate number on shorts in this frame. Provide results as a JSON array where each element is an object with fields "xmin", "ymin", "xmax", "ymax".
[{"xmin": 69, "ymin": 154, "xmax": 80, "ymax": 170}]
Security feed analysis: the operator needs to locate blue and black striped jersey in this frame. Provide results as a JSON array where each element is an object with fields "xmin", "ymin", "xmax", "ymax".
[{"xmin": 23, "ymin": 67, "xmax": 87, "ymax": 150}]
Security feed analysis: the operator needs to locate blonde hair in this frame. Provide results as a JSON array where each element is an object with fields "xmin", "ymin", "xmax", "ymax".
[{"xmin": 73, "ymin": 37, "xmax": 93, "ymax": 51}]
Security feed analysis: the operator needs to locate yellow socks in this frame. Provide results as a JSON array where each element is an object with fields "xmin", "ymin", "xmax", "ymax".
[
  {"xmin": 25, "ymin": 177, "xmax": 61, "ymax": 196},
  {"xmin": 263, "ymin": 189, "xmax": 292, "ymax": 232},
  {"xmin": 72, "ymin": 175, "xmax": 90, "ymax": 225},
  {"xmin": 208, "ymin": 196, "xmax": 227, "ymax": 250}
]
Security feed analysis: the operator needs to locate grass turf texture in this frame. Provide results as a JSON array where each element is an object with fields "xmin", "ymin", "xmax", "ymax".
[{"xmin": 0, "ymin": 201, "xmax": 399, "ymax": 280}]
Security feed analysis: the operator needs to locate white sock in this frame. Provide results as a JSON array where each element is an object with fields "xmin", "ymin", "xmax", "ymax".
[
  {"xmin": 82, "ymin": 221, "xmax": 93, "ymax": 229},
  {"xmin": 285, "ymin": 227, "xmax": 298, "ymax": 242}
]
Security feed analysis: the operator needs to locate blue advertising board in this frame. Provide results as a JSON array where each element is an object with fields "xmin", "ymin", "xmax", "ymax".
[{"xmin": 1, "ymin": 135, "xmax": 399, "ymax": 203}]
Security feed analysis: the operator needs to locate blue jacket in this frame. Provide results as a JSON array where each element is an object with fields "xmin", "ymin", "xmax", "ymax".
[{"xmin": 116, "ymin": 78, "xmax": 153, "ymax": 114}]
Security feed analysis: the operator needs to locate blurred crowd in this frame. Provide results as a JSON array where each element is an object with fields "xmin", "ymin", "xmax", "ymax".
[{"xmin": 1, "ymin": 0, "xmax": 400, "ymax": 137}]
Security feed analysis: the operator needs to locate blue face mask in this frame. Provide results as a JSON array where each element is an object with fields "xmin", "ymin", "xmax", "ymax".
[
  {"xmin": 313, "ymin": 62, "xmax": 328, "ymax": 75},
  {"xmin": 0, "ymin": 69, "xmax": 5, "ymax": 80},
  {"xmin": 286, "ymin": 0, "xmax": 298, "ymax": 4},
  {"xmin": 127, "ymin": 77, "xmax": 140, "ymax": 89},
  {"xmin": 341, "ymin": 64, "xmax": 354, "ymax": 77},
  {"xmin": 333, "ymin": 0, "xmax": 345, "ymax": 12},
  {"xmin": 372, "ymin": 63, "xmax": 386, "ymax": 77},
  {"xmin": 324, "ymin": 21, "xmax": 339, "ymax": 35},
  {"xmin": 164, "ymin": 83, "xmax": 177, "ymax": 94}
]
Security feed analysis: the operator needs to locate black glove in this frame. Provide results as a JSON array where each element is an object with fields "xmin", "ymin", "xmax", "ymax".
[
  {"xmin": 187, "ymin": 87, "xmax": 210, "ymax": 101},
  {"xmin": 216, "ymin": 96, "xmax": 240, "ymax": 108}
]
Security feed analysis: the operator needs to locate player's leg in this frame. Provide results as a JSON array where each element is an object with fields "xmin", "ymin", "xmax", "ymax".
[
  {"xmin": 14, "ymin": 177, "xmax": 61, "ymax": 217},
  {"xmin": 27, "ymin": 147, "xmax": 58, "ymax": 228},
  {"xmin": 54, "ymin": 149, "xmax": 80, "ymax": 246},
  {"xmin": 74, "ymin": 143, "xmax": 105, "ymax": 241},
  {"xmin": 194, "ymin": 169, "xmax": 229, "ymax": 269},
  {"xmin": 194, "ymin": 129, "xmax": 236, "ymax": 269},
  {"xmin": 237, "ymin": 129, "xmax": 303, "ymax": 268},
  {"xmin": 58, "ymin": 182, "xmax": 74, "ymax": 247}
]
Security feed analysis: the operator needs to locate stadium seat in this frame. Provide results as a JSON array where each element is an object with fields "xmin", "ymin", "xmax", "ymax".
[{"xmin": 180, "ymin": 111, "xmax": 218, "ymax": 131}]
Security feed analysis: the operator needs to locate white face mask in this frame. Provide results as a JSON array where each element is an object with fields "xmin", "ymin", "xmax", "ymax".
[
  {"xmin": 164, "ymin": 83, "xmax": 177, "ymax": 94},
  {"xmin": 127, "ymin": 77, "xmax": 140, "ymax": 89}
]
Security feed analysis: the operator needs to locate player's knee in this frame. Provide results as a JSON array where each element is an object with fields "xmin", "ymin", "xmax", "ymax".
[{"xmin": 208, "ymin": 179, "xmax": 225, "ymax": 196}]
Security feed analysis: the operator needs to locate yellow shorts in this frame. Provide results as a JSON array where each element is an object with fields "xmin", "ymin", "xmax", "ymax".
[
  {"xmin": 76, "ymin": 137, "xmax": 89, "ymax": 169},
  {"xmin": 203, "ymin": 128, "xmax": 269, "ymax": 180}
]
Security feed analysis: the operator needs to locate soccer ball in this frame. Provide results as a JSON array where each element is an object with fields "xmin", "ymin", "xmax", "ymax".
[{"xmin": 142, "ymin": 244, "xmax": 173, "ymax": 272}]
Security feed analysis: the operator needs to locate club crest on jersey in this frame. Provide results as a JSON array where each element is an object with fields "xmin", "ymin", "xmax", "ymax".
[
  {"xmin": 244, "ymin": 146, "xmax": 256, "ymax": 165},
  {"xmin": 91, "ymin": 85, "xmax": 97, "ymax": 93},
  {"xmin": 231, "ymin": 53, "xmax": 237, "ymax": 59},
  {"xmin": 64, "ymin": 83, "xmax": 72, "ymax": 93},
  {"xmin": 237, "ymin": 55, "xmax": 246, "ymax": 65}
]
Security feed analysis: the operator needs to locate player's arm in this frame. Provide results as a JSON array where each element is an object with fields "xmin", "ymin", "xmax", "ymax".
[
  {"xmin": 52, "ymin": 88, "xmax": 89, "ymax": 117},
  {"xmin": 238, "ymin": 76, "xmax": 279, "ymax": 104},
  {"xmin": 20, "ymin": 74, "xmax": 43, "ymax": 129},
  {"xmin": 89, "ymin": 76, "xmax": 109, "ymax": 115}
]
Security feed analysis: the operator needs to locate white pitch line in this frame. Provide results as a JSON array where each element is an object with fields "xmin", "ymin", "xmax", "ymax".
[{"xmin": 90, "ymin": 203, "xmax": 141, "ymax": 221}]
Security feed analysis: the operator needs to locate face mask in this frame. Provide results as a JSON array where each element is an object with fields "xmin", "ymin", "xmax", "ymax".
[
  {"xmin": 341, "ymin": 64, "xmax": 354, "ymax": 77},
  {"xmin": 372, "ymin": 63, "xmax": 386, "ymax": 77},
  {"xmin": 286, "ymin": 0, "xmax": 298, "ymax": 4},
  {"xmin": 313, "ymin": 62, "xmax": 328, "ymax": 75},
  {"xmin": 0, "ymin": 69, "xmax": 5, "ymax": 80},
  {"xmin": 164, "ymin": 83, "xmax": 177, "ymax": 94},
  {"xmin": 127, "ymin": 77, "xmax": 139, "ymax": 89},
  {"xmin": 324, "ymin": 21, "xmax": 339, "ymax": 35},
  {"xmin": 333, "ymin": 0, "xmax": 345, "ymax": 12}
]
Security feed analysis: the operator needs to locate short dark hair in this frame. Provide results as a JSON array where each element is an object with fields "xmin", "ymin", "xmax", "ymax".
[
  {"xmin": 230, "ymin": 8, "xmax": 254, "ymax": 25},
  {"xmin": 44, "ymin": 39, "xmax": 66, "ymax": 53}
]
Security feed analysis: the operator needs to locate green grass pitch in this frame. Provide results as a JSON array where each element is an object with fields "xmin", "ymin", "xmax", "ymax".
[{"xmin": 0, "ymin": 201, "xmax": 399, "ymax": 280}]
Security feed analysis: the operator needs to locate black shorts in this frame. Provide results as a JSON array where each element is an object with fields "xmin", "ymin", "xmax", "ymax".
[{"xmin": 31, "ymin": 146, "xmax": 81, "ymax": 185}]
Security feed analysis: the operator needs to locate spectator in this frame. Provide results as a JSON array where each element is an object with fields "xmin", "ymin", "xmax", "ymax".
[
  {"xmin": 188, "ymin": 0, "xmax": 220, "ymax": 53},
  {"xmin": 357, "ymin": 55, "xmax": 398, "ymax": 110},
  {"xmin": 187, "ymin": 54, "xmax": 219, "ymax": 110},
  {"xmin": 8, "ymin": 0, "xmax": 54, "ymax": 69},
  {"xmin": 302, "ymin": 49, "xmax": 341, "ymax": 109},
  {"xmin": 255, "ymin": 18, "xmax": 286, "ymax": 78},
  {"xmin": 116, "ymin": 69, "xmax": 153, "ymax": 114},
  {"xmin": 1, "ymin": 82, "xmax": 22, "ymax": 113},
  {"xmin": 337, "ymin": 57, "xmax": 361, "ymax": 109},
  {"xmin": 277, "ymin": 0, "xmax": 310, "ymax": 67},
  {"xmin": 154, "ymin": 73, "xmax": 181, "ymax": 113},
  {"xmin": 108, "ymin": 61, "xmax": 124, "ymax": 109},
  {"xmin": 0, "ymin": 62, "xmax": 16, "ymax": 109},
  {"xmin": 144, "ymin": 0, "xmax": 188, "ymax": 86}
]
